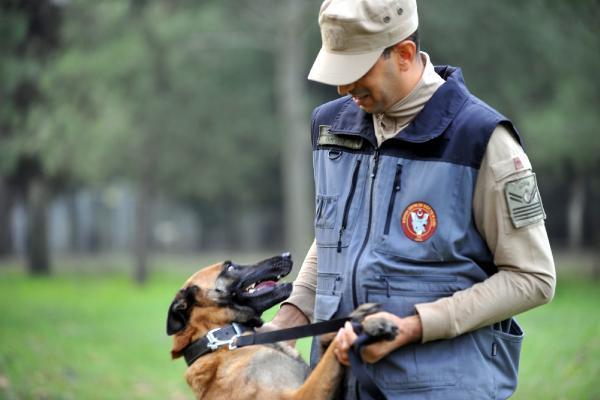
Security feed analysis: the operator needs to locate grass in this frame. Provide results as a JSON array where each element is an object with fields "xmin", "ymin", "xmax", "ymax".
[{"xmin": 0, "ymin": 257, "xmax": 598, "ymax": 399}]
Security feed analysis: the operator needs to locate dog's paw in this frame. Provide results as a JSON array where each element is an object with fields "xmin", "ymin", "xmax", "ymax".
[
  {"xmin": 349, "ymin": 303, "xmax": 381, "ymax": 322},
  {"xmin": 362, "ymin": 317, "xmax": 399, "ymax": 341}
]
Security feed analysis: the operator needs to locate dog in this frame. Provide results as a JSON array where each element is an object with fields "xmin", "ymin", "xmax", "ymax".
[{"xmin": 166, "ymin": 253, "xmax": 398, "ymax": 400}]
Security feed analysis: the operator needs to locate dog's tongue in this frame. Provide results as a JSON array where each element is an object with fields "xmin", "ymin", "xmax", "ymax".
[{"xmin": 256, "ymin": 280, "xmax": 277, "ymax": 290}]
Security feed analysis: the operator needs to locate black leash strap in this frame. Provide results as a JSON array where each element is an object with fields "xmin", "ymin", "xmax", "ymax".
[
  {"xmin": 235, "ymin": 317, "xmax": 350, "ymax": 348},
  {"xmin": 348, "ymin": 322, "xmax": 387, "ymax": 400}
]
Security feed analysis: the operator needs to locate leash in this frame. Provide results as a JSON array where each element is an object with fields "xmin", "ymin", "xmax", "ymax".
[
  {"xmin": 236, "ymin": 317, "xmax": 350, "ymax": 347},
  {"xmin": 182, "ymin": 318, "xmax": 386, "ymax": 399},
  {"xmin": 348, "ymin": 322, "xmax": 388, "ymax": 400},
  {"xmin": 183, "ymin": 318, "xmax": 350, "ymax": 365}
]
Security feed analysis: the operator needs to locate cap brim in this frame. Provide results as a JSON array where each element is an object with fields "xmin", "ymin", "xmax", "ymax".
[{"xmin": 308, "ymin": 47, "xmax": 383, "ymax": 86}]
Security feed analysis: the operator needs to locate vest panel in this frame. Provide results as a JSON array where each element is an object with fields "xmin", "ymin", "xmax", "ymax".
[{"xmin": 310, "ymin": 67, "xmax": 524, "ymax": 399}]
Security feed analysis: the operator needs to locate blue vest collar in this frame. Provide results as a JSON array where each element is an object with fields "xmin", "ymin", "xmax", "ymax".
[{"xmin": 328, "ymin": 66, "xmax": 470, "ymax": 145}]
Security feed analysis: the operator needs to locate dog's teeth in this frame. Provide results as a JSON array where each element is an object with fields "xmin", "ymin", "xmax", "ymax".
[
  {"xmin": 249, "ymin": 288, "xmax": 256, "ymax": 294},
  {"xmin": 277, "ymin": 275, "xmax": 282, "ymax": 280}
]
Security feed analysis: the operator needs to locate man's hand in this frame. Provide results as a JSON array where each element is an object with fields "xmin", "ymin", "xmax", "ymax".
[
  {"xmin": 333, "ymin": 312, "xmax": 422, "ymax": 366},
  {"xmin": 257, "ymin": 304, "xmax": 309, "ymax": 347}
]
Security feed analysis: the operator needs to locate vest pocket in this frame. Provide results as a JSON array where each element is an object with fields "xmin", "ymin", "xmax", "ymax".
[
  {"xmin": 383, "ymin": 164, "xmax": 403, "ymax": 235},
  {"xmin": 315, "ymin": 195, "xmax": 337, "ymax": 229},
  {"xmin": 314, "ymin": 273, "xmax": 343, "ymax": 321},
  {"xmin": 366, "ymin": 288, "xmax": 458, "ymax": 389},
  {"xmin": 315, "ymin": 158, "xmax": 365, "ymax": 249},
  {"xmin": 491, "ymin": 318, "xmax": 524, "ymax": 399},
  {"xmin": 336, "ymin": 159, "xmax": 362, "ymax": 252}
]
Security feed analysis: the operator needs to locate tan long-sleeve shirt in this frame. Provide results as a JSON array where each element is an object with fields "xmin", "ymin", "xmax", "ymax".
[{"xmin": 284, "ymin": 53, "xmax": 556, "ymax": 343}]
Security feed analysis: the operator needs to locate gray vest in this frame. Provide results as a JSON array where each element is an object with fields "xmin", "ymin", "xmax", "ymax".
[{"xmin": 310, "ymin": 67, "xmax": 524, "ymax": 400}]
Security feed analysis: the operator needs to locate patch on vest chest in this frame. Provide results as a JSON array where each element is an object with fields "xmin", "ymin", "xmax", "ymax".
[
  {"xmin": 401, "ymin": 202, "xmax": 437, "ymax": 242},
  {"xmin": 504, "ymin": 173, "xmax": 546, "ymax": 228},
  {"xmin": 318, "ymin": 125, "xmax": 364, "ymax": 150}
]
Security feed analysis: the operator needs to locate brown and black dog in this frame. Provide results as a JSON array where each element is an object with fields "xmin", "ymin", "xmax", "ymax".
[{"xmin": 166, "ymin": 253, "xmax": 397, "ymax": 400}]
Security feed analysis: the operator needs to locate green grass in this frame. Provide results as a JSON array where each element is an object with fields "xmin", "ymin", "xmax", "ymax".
[{"xmin": 0, "ymin": 262, "xmax": 598, "ymax": 399}]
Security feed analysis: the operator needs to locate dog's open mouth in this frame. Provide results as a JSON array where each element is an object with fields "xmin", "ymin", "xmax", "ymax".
[
  {"xmin": 225, "ymin": 253, "xmax": 294, "ymax": 313},
  {"xmin": 236, "ymin": 256, "xmax": 292, "ymax": 299},
  {"xmin": 243, "ymin": 279, "xmax": 280, "ymax": 296}
]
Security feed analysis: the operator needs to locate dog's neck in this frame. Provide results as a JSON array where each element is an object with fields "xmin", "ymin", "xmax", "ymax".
[
  {"xmin": 172, "ymin": 306, "xmax": 236, "ymax": 358},
  {"xmin": 171, "ymin": 305, "xmax": 262, "ymax": 359}
]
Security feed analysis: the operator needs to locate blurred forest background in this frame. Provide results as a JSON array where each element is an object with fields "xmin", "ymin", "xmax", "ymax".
[
  {"xmin": 1, "ymin": 0, "xmax": 600, "ymax": 280},
  {"xmin": 0, "ymin": 0, "xmax": 599, "ymax": 399}
]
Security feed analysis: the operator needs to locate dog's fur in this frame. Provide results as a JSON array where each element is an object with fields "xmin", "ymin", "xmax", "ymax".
[{"xmin": 166, "ymin": 254, "xmax": 397, "ymax": 400}]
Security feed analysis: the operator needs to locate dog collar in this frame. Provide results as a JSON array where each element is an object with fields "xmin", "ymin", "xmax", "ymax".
[{"xmin": 183, "ymin": 322, "xmax": 251, "ymax": 366}]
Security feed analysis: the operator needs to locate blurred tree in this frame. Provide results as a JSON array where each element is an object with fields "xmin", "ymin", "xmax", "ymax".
[
  {"xmin": 0, "ymin": 0, "xmax": 64, "ymax": 273},
  {"xmin": 225, "ymin": 0, "xmax": 318, "ymax": 261},
  {"xmin": 21, "ymin": 0, "xmax": 319, "ymax": 281}
]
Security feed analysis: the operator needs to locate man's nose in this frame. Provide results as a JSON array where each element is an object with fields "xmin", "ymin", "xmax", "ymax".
[{"xmin": 337, "ymin": 82, "xmax": 355, "ymax": 96}]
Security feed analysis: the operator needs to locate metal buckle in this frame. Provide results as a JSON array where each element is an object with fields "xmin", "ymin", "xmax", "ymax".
[{"xmin": 206, "ymin": 323, "xmax": 243, "ymax": 351}]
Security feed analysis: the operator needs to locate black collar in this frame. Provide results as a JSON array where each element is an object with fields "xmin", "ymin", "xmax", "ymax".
[
  {"xmin": 181, "ymin": 318, "xmax": 351, "ymax": 366},
  {"xmin": 183, "ymin": 323, "xmax": 252, "ymax": 366}
]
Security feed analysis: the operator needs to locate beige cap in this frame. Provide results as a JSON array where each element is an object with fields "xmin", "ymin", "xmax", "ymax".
[{"xmin": 308, "ymin": 0, "xmax": 418, "ymax": 86}]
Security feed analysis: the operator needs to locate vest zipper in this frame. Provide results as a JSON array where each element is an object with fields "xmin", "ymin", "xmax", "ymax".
[
  {"xmin": 337, "ymin": 159, "xmax": 362, "ymax": 253},
  {"xmin": 383, "ymin": 164, "xmax": 403, "ymax": 235},
  {"xmin": 351, "ymin": 149, "xmax": 379, "ymax": 308}
]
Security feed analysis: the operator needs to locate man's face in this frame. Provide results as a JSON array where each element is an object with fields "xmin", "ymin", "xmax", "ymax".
[{"xmin": 337, "ymin": 52, "xmax": 403, "ymax": 114}]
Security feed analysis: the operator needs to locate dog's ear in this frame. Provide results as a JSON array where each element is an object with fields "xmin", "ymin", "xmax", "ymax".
[{"xmin": 166, "ymin": 286, "xmax": 200, "ymax": 335}]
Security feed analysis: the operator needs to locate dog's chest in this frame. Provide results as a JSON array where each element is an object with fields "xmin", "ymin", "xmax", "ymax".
[{"xmin": 242, "ymin": 347, "xmax": 309, "ymax": 389}]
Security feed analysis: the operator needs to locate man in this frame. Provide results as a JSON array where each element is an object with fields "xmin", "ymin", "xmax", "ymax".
[{"xmin": 268, "ymin": 0, "xmax": 556, "ymax": 398}]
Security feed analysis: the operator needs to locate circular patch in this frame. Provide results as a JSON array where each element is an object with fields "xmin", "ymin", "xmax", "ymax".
[{"xmin": 401, "ymin": 202, "xmax": 437, "ymax": 242}]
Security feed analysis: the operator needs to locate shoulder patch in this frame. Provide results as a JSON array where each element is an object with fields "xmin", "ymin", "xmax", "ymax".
[
  {"xmin": 318, "ymin": 125, "xmax": 363, "ymax": 150},
  {"xmin": 504, "ymin": 173, "xmax": 546, "ymax": 228}
]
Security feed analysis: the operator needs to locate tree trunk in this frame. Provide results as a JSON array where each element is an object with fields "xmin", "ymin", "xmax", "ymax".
[
  {"xmin": 567, "ymin": 174, "xmax": 585, "ymax": 249},
  {"xmin": 66, "ymin": 188, "xmax": 81, "ymax": 253},
  {"xmin": 131, "ymin": 15, "xmax": 168, "ymax": 285},
  {"xmin": 275, "ymin": 0, "xmax": 313, "ymax": 268},
  {"xmin": 0, "ymin": 179, "xmax": 14, "ymax": 258},
  {"xmin": 26, "ymin": 178, "xmax": 51, "ymax": 275},
  {"xmin": 134, "ymin": 177, "xmax": 152, "ymax": 284}
]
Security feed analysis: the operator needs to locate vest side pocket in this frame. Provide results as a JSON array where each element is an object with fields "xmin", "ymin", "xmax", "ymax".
[
  {"xmin": 314, "ymin": 273, "xmax": 343, "ymax": 321},
  {"xmin": 491, "ymin": 318, "xmax": 524, "ymax": 399},
  {"xmin": 313, "ymin": 293, "xmax": 341, "ymax": 322},
  {"xmin": 315, "ymin": 194, "xmax": 337, "ymax": 229}
]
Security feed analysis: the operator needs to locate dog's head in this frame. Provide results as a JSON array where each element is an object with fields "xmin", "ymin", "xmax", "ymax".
[{"xmin": 166, "ymin": 253, "xmax": 293, "ymax": 358}]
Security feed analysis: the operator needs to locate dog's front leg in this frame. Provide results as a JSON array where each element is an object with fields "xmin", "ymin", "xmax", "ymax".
[{"xmin": 288, "ymin": 337, "xmax": 343, "ymax": 400}]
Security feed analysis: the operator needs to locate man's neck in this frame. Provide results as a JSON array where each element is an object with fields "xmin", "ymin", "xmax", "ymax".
[{"xmin": 373, "ymin": 52, "xmax": 445, "ymax": 146}]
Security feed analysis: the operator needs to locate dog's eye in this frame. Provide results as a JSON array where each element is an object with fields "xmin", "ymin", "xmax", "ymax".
[{"xmin": 224, "ymin": 261, "xmax": 237, "ymax": 272}]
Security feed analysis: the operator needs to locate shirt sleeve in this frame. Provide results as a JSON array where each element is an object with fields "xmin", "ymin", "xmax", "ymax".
[
  {"xmin": 282, "ymin": 239, "xmax": 318, "ymax": 321},
  {"xmin": 415, "ymin": 125, "xmax": 556, "ymax": 343}
]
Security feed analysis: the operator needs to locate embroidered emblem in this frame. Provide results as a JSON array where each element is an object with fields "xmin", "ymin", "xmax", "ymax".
[
  {"xmin": 401, "ymin": 202, "xmax": 437, "ymax": 242},
  {"xmin": 505, "ymin": 173, "xmax": 546, "ymax": 228},
  {"xmin": 318, "ymin": 125, "xmax": 364, "ymax": 150}
]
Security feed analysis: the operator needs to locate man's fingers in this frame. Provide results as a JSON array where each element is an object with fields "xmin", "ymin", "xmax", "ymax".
[
  {"xmin": 343, "ymin": 321, "xmax": 358, "ymax": 343},
  {"xmin": 333, "ymin": 347, "xmax": 350, "ymax": 366},
  {"xmin": 334, "ymin": 329, "xmax": 350, "ymax": 366}
]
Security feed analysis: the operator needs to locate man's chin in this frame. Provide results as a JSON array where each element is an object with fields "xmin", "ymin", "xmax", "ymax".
[{"xmin": 356, "ymin": 101, "xmax": 382, "ymax": 115}]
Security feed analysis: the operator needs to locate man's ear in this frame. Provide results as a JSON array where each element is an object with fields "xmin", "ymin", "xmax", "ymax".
[
  {"xmin": 394, "ymin": 40, "xmax": 417, "ymax": 71},
  {"xmin": 166, "ymin": 286, "xmax": 200, "ymax": 335}
]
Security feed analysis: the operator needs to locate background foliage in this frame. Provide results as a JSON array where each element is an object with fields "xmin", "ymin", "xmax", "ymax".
[{"xmin": 0, "ymin": 1, "xmax": 599, "ymax": 398}]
